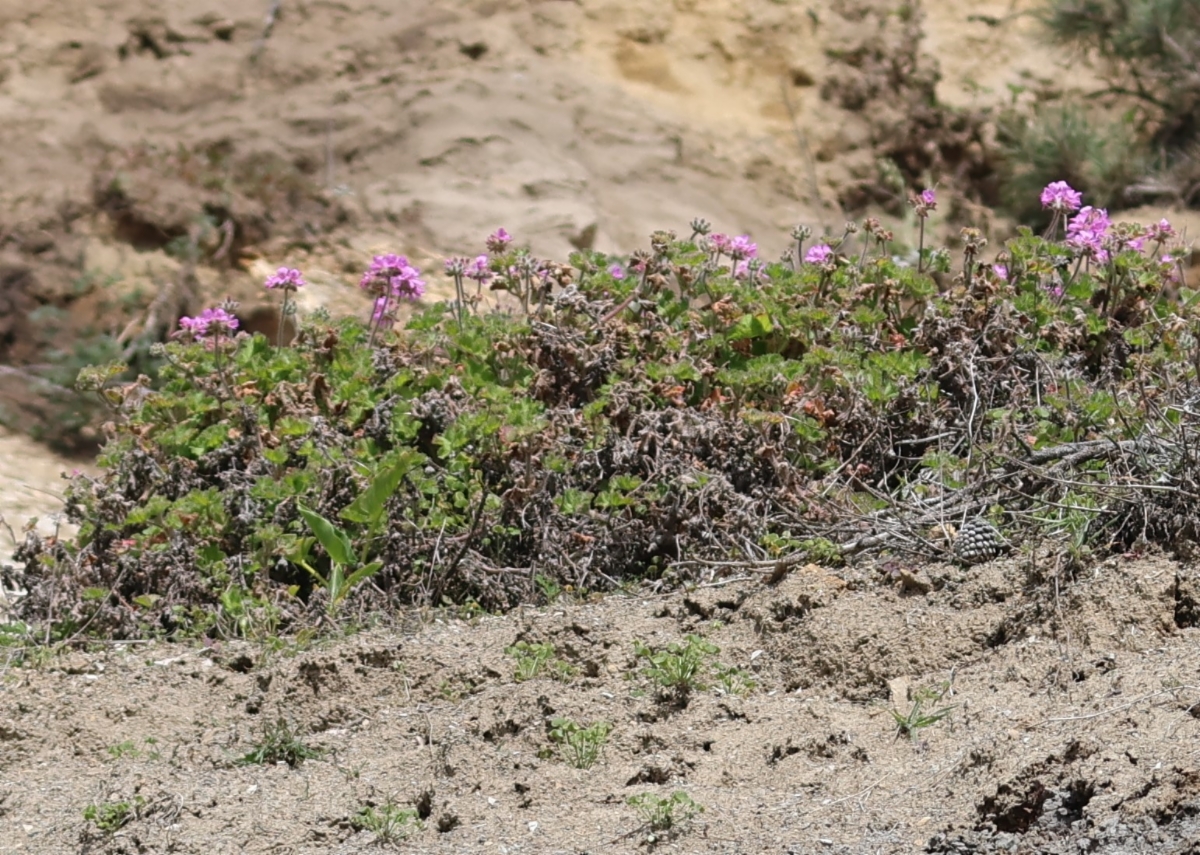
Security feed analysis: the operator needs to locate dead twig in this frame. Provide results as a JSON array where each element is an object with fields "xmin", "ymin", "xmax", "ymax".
[
  {"xmin": 249, "ymin": 0, "xmax": 283, "ymax": 65},
  {"xmin": 779, "ymin": 75, "xmax": 824, "ymax": 208},
  {"xmin": 1038, "ymin": 685, "xmax": 1200, "ymax": 726}
]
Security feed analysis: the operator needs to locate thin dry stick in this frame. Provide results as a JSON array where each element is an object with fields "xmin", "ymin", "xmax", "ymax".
[
  {"xmin": 0, "ymin": 365, "xmax": 73, "ymax": 396},
  {"xmin": 1038, "ymin": 685, "xmax": 1199, "ymax": 725},
  {"xmin": 1051, "ymin": 551, "xmax": 1073, "ymax": 672},
  {"xmin": 249, "ymin": 0, "xmax": 283, "ymax": 64},
  {"xmin": 325, "ymin": 117, "xmax": 336, "ymax": 188},
  {"xmin": 817, "ymin": 772, "xmax": 893, "ymax": 811},
  {"xmin": 211, "ymin": 219, "xmax": 235, "ymax": 263},
  {"xmin": 779, "ymin": 76, "xmax": 823, "ymax": 207}
]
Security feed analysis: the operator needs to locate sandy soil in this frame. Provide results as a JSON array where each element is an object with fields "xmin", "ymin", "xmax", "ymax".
[
  {"xmin": 0, "ymin": 428, "xmax": 90, "ymax": 589},
  {"xmin": 4, "ymin": 556, "xmax": 1200, "ymax": 853},
  {"xmin": 4, "ymin": 0, "xmax": 1200, "ymax": 853}
]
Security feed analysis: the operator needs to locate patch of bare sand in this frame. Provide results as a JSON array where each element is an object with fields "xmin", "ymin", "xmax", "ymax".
[
  {"xmin": 0, "ymin": 428, "xmax": 89, "ymax": 601},
  {"xmin": 3, "ymin": 556, "xmax": 1200, "ymax": 853}
]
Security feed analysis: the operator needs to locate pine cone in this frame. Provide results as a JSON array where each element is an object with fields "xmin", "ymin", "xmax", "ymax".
[{"xmin": 954, "ymin": 518, "xmax": 1008, "ymax": 565}]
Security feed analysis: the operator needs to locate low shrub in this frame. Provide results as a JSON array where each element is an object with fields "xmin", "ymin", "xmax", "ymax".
[
  {"xmin": 12, "ymin": 200, "xmax": 1199, "ymax": 640},
  {"xmin": 1035, "ymin": 0, "xmax": 1200, "ymax": 206}
]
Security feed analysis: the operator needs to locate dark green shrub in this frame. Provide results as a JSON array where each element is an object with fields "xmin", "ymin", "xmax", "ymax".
[
  {"xmin": 998, "ymin": 102, "xmax": 1147, "ymax": 226},
  {"xmin": 1040, "ymin": 0, "xmax": 1200, "ymax": 150},
  {"xmin": 1037, "ymin": 0, "xmax": 1200, "ymax": 205}
]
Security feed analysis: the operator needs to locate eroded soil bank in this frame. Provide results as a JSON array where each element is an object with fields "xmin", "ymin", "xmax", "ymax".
[{"xmin": 3, "ymin": 553, "xmax": 1200, "ymax": 853}]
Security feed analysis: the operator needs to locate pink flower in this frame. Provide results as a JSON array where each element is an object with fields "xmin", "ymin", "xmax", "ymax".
[
  {"xmin": 177, "ymin": 307, "xmax": 239, "ymax": 339},
  {"xmin": 486, "ymin": 228, "xmax": 513, "ymax": 253},
  {"xmin": 609, "ymin": 264, "xmax": 626, "ymax": 280},
  {"xmin": 360, "ymin": 254, "xmax": 425, "ymax": 300},
  {"xmin": 390, "ymin": 269, "xmax": 425, "ymax": 300},
  {"xmin": 805, "ymin": 244, "xmax": 833, "ymax": 265},
  {"xmin": 1148, "ymin": 218, "xmax": 1176, "ymax": 242},
  {"xmin": 264, "ymin": 267, "xmax": 306, "ymax": 291},
  {"xmin": 177, "ymin": 316, "xmax": 206, "ymax": 336},
  {"xmin": 367, "ymin": 254, "xmax": 405, "ymax": 277},
  {"xmin": 708, "ymin": 233, "xmax": 732, "ymax": 254},
  {"xmin": 729, "ymin": 235, "xmax": 758, "ymax": 260},
  {"xmin": 992, "ymin": 264, "xmax": 1008, "ymax": 280},
  {"xmin": 910, "ymin": 189, "xmax": 937, "ymax": 219},
  {"xmin": 1040, "ymin": 181, "xmax": 1083, "ymax": 213},
  {"xmin": 733, "ymin": 260, "xmax": 767, "ymax": 282},
  {"xmin": 1066, "ymin": 206, "xmax": 1111, "ymax": 261},
  {"xmin": 466, "ymin": 255, "xmax": 493, "ymax": 283},
  {"xmin": 1160, "ymin": 254, "xmax": 1181, "ymax": 284}
]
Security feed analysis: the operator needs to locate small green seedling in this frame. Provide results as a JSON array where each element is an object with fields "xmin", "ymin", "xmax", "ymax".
[
  {"xmin": 889, "ymin": 680, "xmax": 957, "ymax": 741},
  {"xmin": 505, "ymin": 641, "xmax": 576, "ymax": 682},
  {"xmin": 238, "ymin": 717, "xmax": 323, "ymax": 767},
  {"xmin": 712, "ymin": 662, "xmax": 757, "ymax": 697},
  {"xmin": 83, "ymin": 796, "xmax": 145, "ymax": 834},
  {"xmin": 292, "ymin": 504, "xmax": 383, "ymax": 615},
  {"xmin": 626, "ymin": 790, "xmax": 703, "ymax": 845},
  {"xmin": 548, "ymin": 717, "xmax": 611, "ymax": 769},
  {"xmin": 106, "ymin": 737, "xmax": 160, "ymax": 761},
  {"xmin": 634, "ymin": 634, "xmax": 719, "ymax": 698},
  {"xmin": 352, "ymin": 799, "xmax": 421, "ymax": 841},
  {"xmin": 534, "ymin": 573, "xmax": 563, "ymax": 603}
]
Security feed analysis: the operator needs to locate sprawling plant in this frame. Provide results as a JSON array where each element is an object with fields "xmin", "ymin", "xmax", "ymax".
[{"xmin": 13, "ymin": 189, "xmax": 1198, "ymax": 640}]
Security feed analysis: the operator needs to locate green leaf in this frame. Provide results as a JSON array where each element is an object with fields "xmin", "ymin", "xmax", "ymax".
[
  {"xmin": 297, "ymin": 504, "xmax": 357, "ymax": 567},
  {"xmin": 340, "ymin": 450, "xmax": 421, "ymax": 526},
  {"xmin": 338, "ymin": 561, "xmax": 384, "ymax": 602},
  {"xmin": 727, "ymin": 312, "xmax": 774, "ymax": 341}
]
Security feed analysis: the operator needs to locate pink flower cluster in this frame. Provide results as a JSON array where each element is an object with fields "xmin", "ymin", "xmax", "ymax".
[
  {"xmin": 264, "ymin": 267, "xmax": 306, "ymax": 291},
  {"xmin": 1042, "ymin": 181, "xmax": 1176, "ymax": 265},
  {"xmin": 734, "ymin": 259, "xmax": 767, "ymax": 282},
  {"xmin": 1148, "ymin": 218, "xmax": 1176, "ymax": 243},
  {"xmin": 1040, "ymin": 181, "xmax": 1083, "ymax": 213},
  {"xmin": 360, "ymin": 253, "xmax": 426, "ymax": 301},
  {"xmin": 805, "ymin": 244, "xmax": 833, "ymax": 265},
  {"xmin": 358, "ymin": 254, "xmax": 426, "ymax": 332},
  {"xmin": 709, "ymin": 233, "xmax": 758, "ymax": 261},
  {"xmin": 178, "ymin": 307, "xmax": 239, "ymax": 339},
  {"xmin": 465, "ymin": 255, "xmax": 492, "ymax": 284},
  {"xmin": 486, "ymin": 228, "xmax": 513, "ymax": 254},
  {"xmin": 1065, "ymin": 206, "xmax": 1112, "ymax": 260},
  {"xmin": 911, "ymin": 188, "xmax": 937, "ymax": 219},
  {"xmin": 445, "ymin": 255, "xmax": 494, "ymax": 283}
]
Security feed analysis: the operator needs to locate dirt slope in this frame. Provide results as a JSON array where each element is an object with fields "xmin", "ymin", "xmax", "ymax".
[{"xmin": 3, "ymin": 556, "xmax": 1200, "ymax": 853}]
